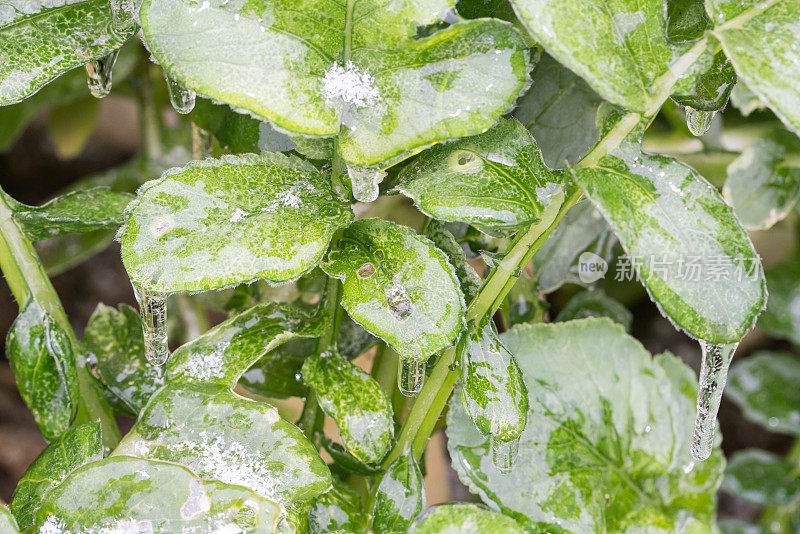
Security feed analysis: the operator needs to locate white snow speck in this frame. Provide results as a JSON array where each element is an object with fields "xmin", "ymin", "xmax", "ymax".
[{"xmin": 321, "ymin": 61, "xmax": 380, "ymax": 107}]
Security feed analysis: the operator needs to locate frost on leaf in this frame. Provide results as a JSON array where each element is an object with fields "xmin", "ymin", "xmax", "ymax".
[{"xmin": 322, "ymin": 61, "xmax": 381, "ymax": 108}]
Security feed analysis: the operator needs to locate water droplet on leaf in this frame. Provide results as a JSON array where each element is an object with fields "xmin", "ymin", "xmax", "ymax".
[
  {"xmin": 346, "ymin": 162, "xmax": 385, "ymax": 203},
  {"xmin": 386, "ymin": 282, "xmax": 414, "ymax": 322},
  {"xmin": 165, "ymin": 75, "xmax": 196, "ymax": 114},
  {"xmin": 109, "ymin": 0, "xmax": 137, "ymax": 34},
  {"xmin": 85, "ymin": 50, "xmax": 118, "ymax": 99},
  {"xmin": 398, "ymin": 359, "xmax": 425, "ymax": 397},
  {"xmin": 490, "ymin": 435, "xmax": 519, "ymax": 473},
  {"xmin": 690, "ymin": 341, "xmax": 738, "ymax": 461},
  {"xmin": 685, "ymin": 107, "xmax": 716, "ymax": 136},
  {"xmin": 133, "ymin": 284, "xmax": 170, "ymax": 366}
]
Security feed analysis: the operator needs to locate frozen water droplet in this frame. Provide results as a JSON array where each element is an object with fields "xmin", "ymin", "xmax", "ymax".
[
  {"xmin": 386, "ymin": 282, "xmax": 414, "ymax": 322},
  {"xmin": 165, "ymin": 75, "xmax": 196, "ymax": 114},
  {"xmin": 685, "ymin": 107, "xmax": 716, "ymax": 136},
  {"xmin": 346, "ymin": 162, "xmax": 385, "ymax": 203},
  {"xmin": 85, "ymin": 50, "xmax": 118, "ymax": 99},
  {"xmin": 490, "ymin": 435, "xmax": 518, "ymax": 473},
  {"xmin": 133, "ymin": 283, "xmax": 170, "ymax": 366},
  {"xmin": 357, "ymin": 262, "xmax": 375, "ymax": 278},
  {"xmin": 398, "ymin": 359, "xmax": 425, "ymax": 397},
  {"xmin": 109, "ymin": 0, "xmax": 137, "ymax": 34},
  {"xmin": 690, "ymin": 341, "xmax": 738, "ymax": 461}
]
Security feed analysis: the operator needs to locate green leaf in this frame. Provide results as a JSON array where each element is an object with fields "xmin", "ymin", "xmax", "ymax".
[
  {"xmin": 729, "ymin": 81, "xmax": 767, "ymax": 117},
  {"xmin": 513, "ymin": 54, "xmax": 603, "ymax": 169},
  {"xmin": 718, "ymin": 519, "xmax": 764, "ymax": 534},
  {"xmin": 5, "ymin": 299, "xmax": 78, "ymax": 440},
  {"xmin": 302, "ymin": 350, "xmax": 394, "ymax": 464},
  {"xmin": 321, "ymin": 437, "xmax": 383, "ymax": 477},
  {"xmin": 168, "ymin": 302, "xmax": 326, "ymax": 388},
  {"xmin": 447, "ymin": 319, "xmax": 724, "ymax": 533},
  {"xmin": 83, "ymin": 303, "xmax": 164, "ymax": 414},
  {"xmin": 555, "ymin": 289, "xmax": 633, "ymax": 332},
  {"xmin": 114, "ymin": 383, "xmax": 331, "ymax": 506},
  {"xmin": 321, "ymin": 218, "xmax": 464, "ymax": 362},
  {"xmin": 709, "ymin": 0, "xmax": 800, "ymax": 135},
  {"xmin": 9, "ymin": 422, "xmax": 102, "ymax": 529},
  {"xmin": 759, "ymin": 256, "xmax": 800, "ymax": 346},
  {"xmin": 34, "ymin": 456, "xmax": 286, "ymax": 532},
  {"xmin": 371, "ymin": 450, "xmax": 425, "ymax": 533},
  {"xmin": 574, "ymin": 123, "xmax": 766, "ymax": 343},
  {"xmin": 0, "ymin": 507, "xmax": 19, "ymax": 534},
  {"xmin": 10, "ymin": 187, "xmax": 134, "ymax": 241},
  {"xmin": 308, "ymin": 480, "xmax": 369, "ymax": 534},
  {"xmin": 460, "ymin": 324, "xmax": 528, "ymax": 444},
  {"xmin": 238, "ymin": 338, "xmax": 314, "ymax": 399},
  {"xmin": 672, "ymin": 50, "xmax": 737, "ymax": 111},
  {"xmin": 337, "ymin": 316, "xmax": 378, "ymax": 360},
  {"xmin": 408, "ymin": 503, "xmax": 522, "ymax": 534},
  {"xmin": 666, "ymin": 0, "xmax": 712, "ymax": 42},
  {"xmin": 190, "ymin": 98, "xmax": 297, "ymax": 154},
  {"xmin": 510, "ymin": 0, "xmax": 703, "ymax": 113},
  {"xmin": 722, "ymin": 449, "xmax": 800, "ymax": 506},
  {"xmin": 422, "ymin": 220, "xmax": 482, "ymax": 305},
  {"xmin": 723, "ymin": 129, "xmax": 800, "ymax": 231},
  {"xmin": 0, "ymin": 0, "xmax": 136, "ymax": 105},
  {"xmin": 396, "ymin": 119, "xmax": 565, "ymax": 233},
  {"xmin": 139, "ymin": 0, "xmax": 530, "ymax": 168},
  {"xmin": 727, "ymin": 351, "xmax": 800, "ymax": 435},
  {"xmin": 119, "ymin": 153, "xmax": 353, "ymax": 293},
  {"xmin": 531, "ymin": 200, "xmax": 616, "ymax": 293}
]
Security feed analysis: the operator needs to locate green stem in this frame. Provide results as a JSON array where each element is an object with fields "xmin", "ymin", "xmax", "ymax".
[
  {"xmin": 137, "ymin": 61, "xmax": 162, "ymax": 162},
  {"xmin": 0, "ymin": 190, "xmax": 120, "ymax": 448}
]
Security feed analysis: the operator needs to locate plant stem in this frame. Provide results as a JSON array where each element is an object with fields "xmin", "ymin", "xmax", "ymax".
[
  {"xmin": 0, "ymin": 189, "xmax": 121, "ymax": 448},
  {"xmin": 137, "ymin": 61, "xmax": 162, "ymax": 162}
]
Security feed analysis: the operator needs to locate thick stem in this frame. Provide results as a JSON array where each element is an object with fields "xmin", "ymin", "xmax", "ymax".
[{"xmin": 0, "ymin": 190, "xmax": 120, "ymax": 448}]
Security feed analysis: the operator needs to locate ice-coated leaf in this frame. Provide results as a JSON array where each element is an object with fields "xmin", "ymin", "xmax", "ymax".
[
  {"xmin": 574, "ymin": 123, "xmax": 766, "ymax": 343},
  {"xmin": 337, "ymin": 316, "xmax": 378, "ymax": 360},
  {"xmin": 301, "ymin": 350, "xmax": 394, "ymax": 464},
  {"xmin": 666, "ymin": 0, "xmax": 712, "ymax": 42},
  {"xmin": 460, "ymin": 324, "xmax": 527, "ymax": 443},
  {"xmin": 114, "ymin": 383, "xmax": 331, "ymax": 506},
  {"xmin": 709, "ymin": 0, "xmax": 800, "ymax": 135},
  {"xmin": 119, "ymin": 153, "xmax": 353, "ymax": 293},
  {"xmin": 672, "ymin": 51, "xmax": 737, "ymax": 111},
  {"xmin": 139, "ymin": 0, "xmax": 530, "ymax": 167},
  {"xmin": 0, "ymin": 507, "xmax": 18, "ymax": 534},
  {"xmin": 723, "ymin": 129, "xmax": 800, "ymax": 231},
  {"xmin": 83, "ymin": 303, "xmax": 164, "ymax": 414},
  {"xmin": 422, "ymin": 220, "xmax": 482, "ymax": 305},
  {"xmin": 5, "ymin": 299, "xmax": 78, "ymax": 441},
  {"xmin": 510, "ymin": 0, "xmax": 704, "ymax": 113},
  {"xmin": 9, "ymin": 423, "xmax": 102, "ymax": 529},
  {"xmin": 513, "ymin": 54, "xmax": 603, "ymax": 169},
  {"xmin": 371, "ymin": 453, "xmax": 425, "ymax": 534},
  {"xmin": 447, "ymin": 319, "xmax": 724, "ymax": 533},
  {"xmin": 168, "ymin": 302, "xmax": 326, "ymax": 388},
  {"xmin": 729, "ymin": 80, "xmax": 767, "ymax": 116},
  {"xmin": 555, "ymin": 289, "xmax": 633, "ymax": 332},
  {"xmin": 0, "ymin": 0, "xmax": 136, "ymax": 105},
  {"xmin": 758, "ymin": 255, "xmax": 800, "ymax": 346},
  {"xmin": 722, "ymin": 449, "xmax": 800, "ymax": 506},
  {"xmin": 34, "ymin": 456, "xmax": 286, "ymax": 532},
  {"xmin": 321, "ymin": 218, "xmax": 464, "ymax": 362},
  {"xmin": 190, "ymin": 98, "xmax": 297, "ymax": 154},
  {"xmin": 407, "ymin": 503, "xmax": 522, "ymax": 534},
  {"xmin": 238, "ymin": 338, "xmax": 314, "ymax": 400},
  {"xmin": 308, "ymin": 480, "xmax": 368, "ymax": 534},
  {"xmin": 727, "ymin": 351, "xmax": 800, "ymax": 435},
  {"xmin": 395, "ymin": 119, "xmax": 565, "ymax": 233},
  {"xmin": 531, "ymin": 200, "xmax": 616, "ymax": 293}
]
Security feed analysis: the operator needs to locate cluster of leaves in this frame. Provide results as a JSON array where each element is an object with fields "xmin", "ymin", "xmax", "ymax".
[{"xmin": 1, "ymin": 0, "xmax": 799, "ymax": 532}]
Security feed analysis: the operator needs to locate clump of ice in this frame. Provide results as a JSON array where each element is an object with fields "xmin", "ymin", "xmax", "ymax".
[{"xmin": 321, "ymin": 61, "xmax": 380, "ymax": 107}]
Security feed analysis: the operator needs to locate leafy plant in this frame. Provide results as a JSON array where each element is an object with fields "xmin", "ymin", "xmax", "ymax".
[{"xmin": 1, "ymin": 0, "xmax": 799, "ymax": 532}]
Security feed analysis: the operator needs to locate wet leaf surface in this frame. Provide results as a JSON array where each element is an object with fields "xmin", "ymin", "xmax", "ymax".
[
  {"xmin": 371, "ymin": 449, "xmax": 425, "ymax": 533},
  {"xmin": 759, "ymin": 255, "xmax": 800, "ymax": 346},
  {"xmin": 555, "ymin": 289, "xmax": 633, "ymax": 332},
  {"xmin": 722, "ymin": 449, "xmax": 800, "ymax": 506},
  {"xmin": 308, "ymin": 479, "xmax": 369, "ymax": 534},
  {"xmin": 407, "ymin": 503, "xmax": 522, "ymax": 533}
]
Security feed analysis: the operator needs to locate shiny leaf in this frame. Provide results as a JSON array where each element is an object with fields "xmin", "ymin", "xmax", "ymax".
[
  {"xmin": 168, "ymin": 302, "xmax": 326, "ymax": 388},
  {"xmin": 722, "ymin": 449, "xmax": 800, "ymax": 506},
  {"xmin": 302, "ymin": 350, "xmax": 394, "ymax": 464},
  {"xmin": 5, "ymin": 299, "xmax": 78, "ymax": 440},
  {"xmin": 83, "ymin": 303, "xmax": 164, "ymax": 414},
  {"xmin": 308, "ymin": 480, "xmax": 369, "ymax": 534},
  {"xmin": 9, "ymin": 423, "xmax": 102, "ymax": 530},
  {"xmin": 408, "ymin": 503, "xmax": 522, "ymax": 534},
  {"xmin": 723, "ymin": 129, "xmax": 800, "ymax": 231},
  {"xmin": 238, "ymin": 338, "xmax": 314, "ymax": 399},
  {"xmin": 34, "ymin": 456, "xmax": 286, "ymax": 532},
  {"xmin": 114, "ymin": 383, "xmax": 331, "ymax": 506},
  {"xmin": 447, "ymin": 319, "xmax": 724, "ymax": 532},
  {"xmin": 709, "ymin": 0, "xmax": 800, "ymax": 135},
  {"xmin": 119, "ymin": 153, "xmax": 353, "ymax": 293},
  {"xmin": 666, "ymin": 0, "xmax": 712, "ymax": 42},
  {"xmin": 759, "ymin": 256, "xmax": 800, "ymax": 346},
  {"xmin": 727, "ymin": 351, "xmax": 800, "ymax": 435},
  {"xmin": 395, "ymin": 119, "xmax": 565, "ymax": 233},
  {"xmin": 139, "ymin": 0, "xmax": 530, "ymax": 167},
  {"xmin": 422, "ymin": 220, "xmax": 482, "ymax": 305},
  {"xmin": 321, "ymin": 218, "xmax": 464, "ymax": 362},
  {"xmin": 574, "ymin": 120, "xmax": 766, "ymax": 343},
  {"xmin": 555, "ymin": 289, "xmax": 633, "ymax": 332},
  {"xmin": 0, "ymin": 0, "xmax": 135, "ymax": 105},
  {"xmin": 0, "ymin": 507, "xmax": 19, "ymax": 534},
  {"xmin": 671, "ymin": 51, "xmax": 737, "ymax": 111},
  {"xmin": 371, "ymin": 449, "xmax": 425, "ymax": 533}
]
